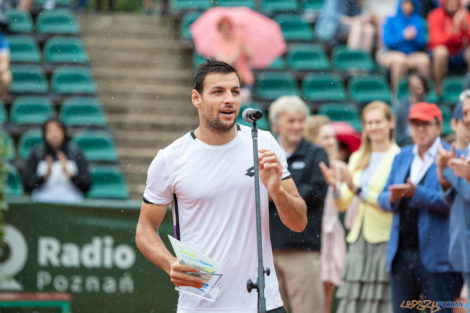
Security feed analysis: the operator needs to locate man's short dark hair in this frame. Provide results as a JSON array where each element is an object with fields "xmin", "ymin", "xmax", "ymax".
[{"xmin": 192, "ymin": 58, "xmax": 240, "ymax": 94}]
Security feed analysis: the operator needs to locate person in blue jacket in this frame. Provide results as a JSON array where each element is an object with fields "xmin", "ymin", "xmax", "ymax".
[
  {"xmin": 436, "ymin": 90, "xmax": 470, "ymax": 298},
  {"xmin": 379, "ymin": 0, "xmax": 431, "ymax": 93},
  {"xmin": 378, "ymin": 102, "xmax": 463, "ymax": 313}
]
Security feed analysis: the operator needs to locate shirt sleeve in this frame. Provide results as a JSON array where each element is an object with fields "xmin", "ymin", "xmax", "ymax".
[{"xmin": 143, "ymin": 150, "xmax": 174, "ymax": 204}]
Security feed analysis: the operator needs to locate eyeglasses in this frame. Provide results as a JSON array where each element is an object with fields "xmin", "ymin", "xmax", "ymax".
[{"xmin": 409, "ymin": 121, "xmax": 438, "ymax": 129}]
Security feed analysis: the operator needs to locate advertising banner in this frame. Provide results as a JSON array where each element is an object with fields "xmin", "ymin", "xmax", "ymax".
[{"xmin": 0, "ymin": 199, "xmax": 178, "ymax": 313}]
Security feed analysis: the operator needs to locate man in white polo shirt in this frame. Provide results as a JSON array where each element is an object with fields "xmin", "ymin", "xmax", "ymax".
[{"xmin": 135, "ymin": 59, "xmax": 307, "ymax": 313}]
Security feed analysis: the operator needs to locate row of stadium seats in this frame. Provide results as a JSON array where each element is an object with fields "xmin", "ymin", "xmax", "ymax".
[
  {"xmin": 0, "ymin": 97, "xmax": 106, "ymax": 126},
  {"xmin": 3, "ymin": 129, "xmax": 117, "ymax": 161},
  {"xmin": 7, "ymin": 9, "xmax": 79, "ymax": 34},
  {"xmin": 193, "ymin": 45, "xmax": 376, "ymax": 72},
  {"xmin": 253, "ymin": 72, "xmax": 462, "ymax": 105},
  {"xmin": 10, "ymin": 65, "xmax": 96, "ymax": 94},
  {"xmin": 183, "ymin": 13, "xmax": 316, "ymax": 42},
  {"xmin": 172, "ymin": 0, "xmax": 323, "ymax": 13},
  {"xmin": 10, "ymin": 36, "xmax": 88, "ymax": 64},
  {"xmin": 5, "ymin": 163, "xmax": 129, "ymax": 199}
]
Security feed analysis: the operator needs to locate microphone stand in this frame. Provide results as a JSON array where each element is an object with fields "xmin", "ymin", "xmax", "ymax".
[{"xmin": 246, "ymin": 120, "xmax": 270, "ymax": 313}]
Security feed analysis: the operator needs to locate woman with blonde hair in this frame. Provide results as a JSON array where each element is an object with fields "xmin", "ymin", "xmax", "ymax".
[
  {"xmin": 304, "ymin": 115, "xmax": 347, "ymax": 313},
  {"xmin": 320, "ymin": 101, "xmax": 400, "ymax": 313}
]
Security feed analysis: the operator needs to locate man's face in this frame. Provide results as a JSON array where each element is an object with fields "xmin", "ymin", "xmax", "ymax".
[
  {"xmin": 410, "ymin": 119, "xmax": 441, "ymax": 148},
  {"xmin": 275, "ymin": 110, "xmax": 306, "ymax": 147},
  {"xmin": 452, "ymin": 99, "xmax": 470, "ymax": 146},
  {"xmin": 401, "ymin": 0, "xmax": 414, "ymax": 16},
  {"xmin": 445, "ymin": 0, "xmax": 459, "ymax": 15},
  {"xmin": 192, "ymin": 72, "xmax": 241, "ymax": 133}
]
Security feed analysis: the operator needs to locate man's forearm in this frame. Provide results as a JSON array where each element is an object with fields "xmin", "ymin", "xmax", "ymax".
[
  {"xmin": 135, "ymin": 223, "xmax": 176, "ymax": 275},
  {"xmin": 271, "ymin": 185, "xmax": 307, "ymax": 232}
]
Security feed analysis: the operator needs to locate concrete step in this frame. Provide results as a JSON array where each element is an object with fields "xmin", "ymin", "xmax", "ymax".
[
  {"xmin": 97, "ymin": 82, "xmax": 191, "ymax": 97},
  {"xmin": 100, "ymin": 96, "xmax": 195, "ymax": 113},
  {"xmin": 99, "ymin": 90, "xmax": 190, "ymax": 102},
  {"xmin": 92, "ymin": 67, "xmax": 192, "ymax": 81},
  {"xmin": 107, "ymin": 113, "xmax": 198, "ymax": 131},
  {"xmin": 83, "ymin": 37, "xmax": 184, "ymax": 50},
  {"xmin": 114, "ymin": 129, "xmax": 187, "ymax": 147}
]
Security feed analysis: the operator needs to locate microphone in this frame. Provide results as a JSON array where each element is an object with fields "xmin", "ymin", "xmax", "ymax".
[{"xmin": 242, "ymin": 108, "xmax": 263, "ymax": 123}]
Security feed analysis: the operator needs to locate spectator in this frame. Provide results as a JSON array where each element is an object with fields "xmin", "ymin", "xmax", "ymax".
[
  {"xmin": 320, "ymin": 101, "xmax": 399, "ymax": 313},
  {"xmin": 428, "ymin": 0, "xmax": 470, "ymax": 95},
  {"xmin": 0, "ymin": 29, "xmax": 11, "ymax": 101},
  {"xmin": 268, "ymin": 96, "xmax": 329, "ymax": 313},
  {"xmin": 451, "ymin": 98, "xmax": 470, "ymax": 150},
  {"xmin": 304, "ymin": 115, "xmax": 347, "ymax": 313},
  {"xmin": 315, "ymin": 0, "xmax": 361, "ymax": 47},
  {"xmin": 347, "ymin": 0, "xmax": 398, "ymax": 52},
  {"xmin": 437, "ymin": 91, "xmax": 470, "ymax": 298},
  {"xmin": 378, "ymin": 102, "xmax": 463, "ymax": 313},
  {"xmin": 214, "ymin": 17, "xmax": 253, "ymax": 102},
  {"xmin": 22, "ymin": 117, "xmax": 91, "ymax": 203},
  {"xmin": 393, "ymin": 72, "xmax": 429, "ymax": 147},
  {"xmin": 380, "ymin": 0, "xmax": 430, "ymax": 92}
]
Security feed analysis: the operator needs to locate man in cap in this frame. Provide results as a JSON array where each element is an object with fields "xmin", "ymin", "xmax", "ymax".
[{"xmin": 378, "ymin": 102, "xmax": 462, "ymax": 313}]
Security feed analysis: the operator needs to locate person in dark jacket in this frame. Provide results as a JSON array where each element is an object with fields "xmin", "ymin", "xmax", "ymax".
[
  {"xmin": 268, "ymin": 96, "xmax": 329, "ymax": 313},
  {"xmin": 22, "ymin": 117, "xmax": 91, "ymax": 203}
]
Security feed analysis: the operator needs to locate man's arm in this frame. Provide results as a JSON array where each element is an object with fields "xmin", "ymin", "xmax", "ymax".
[
  {"xmin": 258, "ymin": 149, "xmax": 307, "ymax": 232},
  {"xmin": 135, "ymin": 202, "xmax": 203, "ymax": 288}
]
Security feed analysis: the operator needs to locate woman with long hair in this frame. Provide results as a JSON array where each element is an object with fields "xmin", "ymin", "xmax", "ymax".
[
  {"xmin": 304, "ymin": 115, "xmax": 347, "ymax": 313},
  {"xmin": 320, "ymin": 101, "xmax": 400, "ymax": 313}
]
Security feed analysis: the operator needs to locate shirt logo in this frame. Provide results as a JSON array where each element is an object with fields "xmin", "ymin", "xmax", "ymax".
[
  {"xmin": 291, "ymin": 161, "xmax": 305, "ymax": 170},
  {"xmin": 245, "ymin": 166, "xmax": 255, "ymax": 177}
]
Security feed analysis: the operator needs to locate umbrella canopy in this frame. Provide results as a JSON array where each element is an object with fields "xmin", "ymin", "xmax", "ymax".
[{"xmin": 190, "ymin": 6, "xmax": 287, "ymax": 69}]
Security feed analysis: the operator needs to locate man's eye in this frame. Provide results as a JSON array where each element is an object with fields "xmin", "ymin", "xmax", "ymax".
[{"xmin": 232, "ymin": 90, "xmax": 240, "ymax": 95}]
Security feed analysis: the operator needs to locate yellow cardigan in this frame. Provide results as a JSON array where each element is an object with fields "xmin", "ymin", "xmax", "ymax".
[{"xmin": 336, "ymin": 143, "xmax": 400, "ymax": 244}]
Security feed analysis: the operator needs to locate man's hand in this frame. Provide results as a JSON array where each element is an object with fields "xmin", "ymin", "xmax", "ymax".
[
  {"xmin": 453, "ymin": 8, "xmax": 468, "ymax": 32},
  {"xmin": 449, "ymin": 157, "xmax": 470, "ymax": 182},
  {"xmin": 258, "ymin": 149, "xmax": 282, "ymax": 194},
  {"xmin": 388, "ymin": 179, "xmax": 416, "ymax": 204},
  {"xmin": 436, "ymin": 145, "xmax": 456, "ymax": 189},
  {"xmin": 403, "ymin": 26, "xmax": 417, "ymax": 40},
  {"xmin": 169, "ymin": 260, "xmax": 204, "ymax": 289},
  {"xmin": 319, "ymin": 161, "xmax": 338, "ymax": 192}
]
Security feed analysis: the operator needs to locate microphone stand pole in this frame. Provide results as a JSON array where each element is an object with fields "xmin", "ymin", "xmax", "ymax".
[{"xmin": 246, "ymin": 120, "xmax": 270, "ymax": 313}]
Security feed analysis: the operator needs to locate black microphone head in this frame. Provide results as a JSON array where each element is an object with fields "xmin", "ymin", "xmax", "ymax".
[{"xmin": 242, "ymin": 108, "xmax": 263, "ymax": 123}]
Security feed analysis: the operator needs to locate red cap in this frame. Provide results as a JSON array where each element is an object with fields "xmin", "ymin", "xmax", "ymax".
[{"xmin": 408, "ymin": 102, "xmax": 442, "ymax": 122}]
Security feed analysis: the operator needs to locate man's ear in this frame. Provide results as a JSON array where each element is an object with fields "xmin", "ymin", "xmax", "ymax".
[{"xmin": 192, "ymin": 89, "xmax": 202, "ymax": 109}]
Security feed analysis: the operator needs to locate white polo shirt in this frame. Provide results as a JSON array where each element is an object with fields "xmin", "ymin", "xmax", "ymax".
[{"xmin": 143, "ymin": 124, "xmax": 289, "ymax": 313}]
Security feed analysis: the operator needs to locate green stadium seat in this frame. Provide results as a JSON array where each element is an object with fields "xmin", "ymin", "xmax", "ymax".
[
  {"xmin": 0, "ymin": 131, "xmax": 15, "ymax": 160},
  {"xmin": 36, "ymin": 9, "xmax": 79, "ymax": 34},
  {"xmin": 6, "ymin": 9, "xmax": 33, "ymax": 33},
  {"xmin": 18, "ymin": 129, "xmax": 43, "ymax": 160},
  {"xmin": 193, "ymin": 51, "xmax": 206, "ymax": 67},
  {"xmin": 52, "ymin": 67, "xmax": 97, "ymax": 94},
  {"xmin": 10, "ymin": 65, "xmax": 48, "ymax": 94},
  {"xmin": 441, "ymin": 105, "xmax": 453, "ymax": 135},
  {"xmin": 86, "ymin": 165, "xmax": 129, "ymax": 199},
  {"xmin": 87, "ymin": 165, "xmax": 129, "ymax": 199},
  {"xmin": 303, "ymin": 74, "xmax": 346, "ymax": 102},
  {"xmin": 304, "ymin": 0, "xmax": 324, "ymax": 10},
  {"xmin": 333, "ymin": 46, "xmax": 375, "ymax": 72},
  {"xmin": 4, "ymin": 165, "xmax": 23, "ymax": 197},
  {"xmin": 318, "ymin": 103, "xmax": 362, "ymax": 131},
  {"xmin": 237, "ymin": 104, "xmax": 270, "ymax": 130},
  {"xmin": 262, "ymin": 0, "xmax": 299, "ymax": 13},
  {"xmin": 170, "ymin": 0, "xmax": 211, "ymax": 11},
  {"xmin": 71, "ymin": 131, "xmax": 118, "ymax": 162},
  {"xmin": 442, "ymin": 76, "xmax": 463, "ymax": 105},
  {"xmin": 274, "ymin": 15, "xmax": 314, "ymax": 41},
  {"xmin": 267, "ymin": 57, "xmax": 285, "ymax": 70},
  {"xmin": 215, "ymin": 0, "xmax": 255, "ymax": 8},
  {"xmin": 180, "ymin": 12, "xmax": 201, "ymax": 41},
  {"xmin": 11, "ymin": 96, "xmax": 55, "ymax": 125},
  {"xmin": 44, "ymin": 37, "xmax": 88, "ymax": 64},
  {"xmin": 287, "ymin": 44, "xmax": 329, "ymax": 71},
  {"xmin": 60, "ymin": 97, "xmax": 107, "ymax": 127},
  {"xmin": 34, "ymin": 0, "xmax": 73, "ymax": 6},
  {"xmin": 396, "ymin": 77, "xmax": 439, "ymax": 104},
  {"xmin": 349, "ymin": 75, "xmax": 391, "ymax": 103},
  {"xmin": 255, "ymin": 72, "xmax": 300, "ymax": 101},
  {"xmin": 8, "ymin": 36, "xmax": 41, "ymax": 63},
  {"xmin": 0, "ymin": 100, "xmax": 7, "ymax": 123}
]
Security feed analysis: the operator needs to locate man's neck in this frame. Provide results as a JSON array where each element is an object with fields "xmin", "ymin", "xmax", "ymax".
[
  {"xmin": 417, "ymin": 137, "xmax": 438, "ymax": 159},
  {"xmin": 455, "ymin": 139, "xmax": 467, "ymax": 151},
  {"xmin": 280, "ymin": 138, "xmax": 300, "ymax": 155},
  {"xmin": 194, "ymin": 124, "xmax": 238, "ymax": 146}
]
